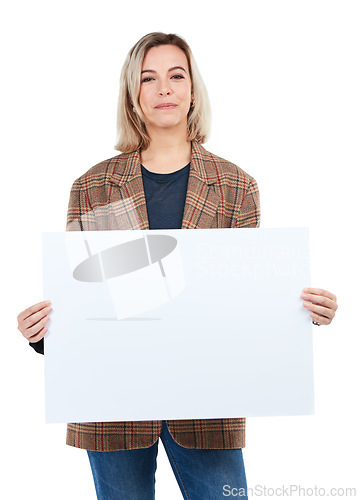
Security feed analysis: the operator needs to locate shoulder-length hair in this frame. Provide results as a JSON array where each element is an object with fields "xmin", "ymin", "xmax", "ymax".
[{"xmin": 114, "ymin": 32, "xmax": 211, "ymax": 153}]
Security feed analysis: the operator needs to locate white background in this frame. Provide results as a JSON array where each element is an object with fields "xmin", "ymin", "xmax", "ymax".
[{"xmin": 2, "ymin": 1, "xmax": 356, "ymax": 498}]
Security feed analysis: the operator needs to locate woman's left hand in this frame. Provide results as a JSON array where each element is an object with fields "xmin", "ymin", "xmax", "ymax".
[{"xmin": 301, "ymin": 288, "xmax": 338, "ymax": 326}]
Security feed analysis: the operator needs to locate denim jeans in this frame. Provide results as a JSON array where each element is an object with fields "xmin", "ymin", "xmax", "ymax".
[{"xmin": 87, "ymin": 420, "xmax": 248, "ymax": 499}]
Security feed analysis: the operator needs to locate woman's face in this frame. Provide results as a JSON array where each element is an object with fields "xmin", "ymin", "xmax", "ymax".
[{"xmin": 138, "ymin": 44, "xmax": 193, "ymax": 133}]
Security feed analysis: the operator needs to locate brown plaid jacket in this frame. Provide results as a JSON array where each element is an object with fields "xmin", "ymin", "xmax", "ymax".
[{"xmin": 65, "ymin": 139, "xmax": 260, "ymax": 451}]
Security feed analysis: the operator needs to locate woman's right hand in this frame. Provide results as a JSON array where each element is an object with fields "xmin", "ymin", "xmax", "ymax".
[{"xmin": 17, "ymin": 300, "xmax": 52, "ymax": 343}]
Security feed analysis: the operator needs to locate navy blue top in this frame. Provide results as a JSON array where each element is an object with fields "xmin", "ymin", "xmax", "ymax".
[{"xmin": 141, "ymin": 163, "xmax": 190, "ymax": 230}]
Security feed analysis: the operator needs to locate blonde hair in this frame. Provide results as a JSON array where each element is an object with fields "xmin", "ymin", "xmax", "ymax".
[{"xmin": 114, "ymin": 32, "xmax": 211, "ymax": 153}]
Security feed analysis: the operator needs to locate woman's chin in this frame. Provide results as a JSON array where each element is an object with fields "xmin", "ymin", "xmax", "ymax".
[{"xmin": 148, "ymin": 119, "xmax": 186, "ymax": 131}]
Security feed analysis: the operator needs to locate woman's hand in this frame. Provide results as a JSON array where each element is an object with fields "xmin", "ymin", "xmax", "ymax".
[
  {"xmin": 17, "ymin": 300, "xmax": 52, "ymax": 343},
  {"xmin": 301, "ymin": 288, "xmax": 338, "ymax": 326}
]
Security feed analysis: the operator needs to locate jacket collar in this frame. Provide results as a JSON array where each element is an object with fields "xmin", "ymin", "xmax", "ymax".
[
  {"xmin": 106, "ymin": 140, "xmax": 219, "ymax": 187},
  {"xmin": 105, "ymin": 140, "xmax": 221, "ymax": 230}
]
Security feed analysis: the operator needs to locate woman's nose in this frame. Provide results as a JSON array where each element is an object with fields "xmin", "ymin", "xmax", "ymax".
[{"xmin": 159, "ymin": 89, "xmax": 172, "ymax": 96}]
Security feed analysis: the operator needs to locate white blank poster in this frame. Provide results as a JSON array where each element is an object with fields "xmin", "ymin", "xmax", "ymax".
[{"xmin": 42, "ymin": 227, "xmax": 314, "ymax": 423}]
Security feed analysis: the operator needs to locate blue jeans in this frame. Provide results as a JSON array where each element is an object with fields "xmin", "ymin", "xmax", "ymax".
[{"xmin": 87, "ymin": 420, "xmax": 248, "ymax": 499}]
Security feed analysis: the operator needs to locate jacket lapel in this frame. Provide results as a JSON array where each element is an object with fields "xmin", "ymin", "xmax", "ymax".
[
  {"xmin": 181, "ymin": 141, "xmax": 221, "ymax": 229},
  {"xmin": 106, "ymin": 149, "xmax": 150, "ymax": 230},
  {"xmin": 106, "ymin": 140, "xmax": 220, "ymax": 230}
]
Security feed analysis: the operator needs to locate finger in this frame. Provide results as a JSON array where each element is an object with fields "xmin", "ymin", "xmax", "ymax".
[
  {"xmin": 303, "ymin": 288, "xmax": 337, "ymax": 302},
  {"xmin": 310, "ymin": 312, "xmax": 332, "ymax": 326},
  {"xmin": 301, "ymin": 292, "xmax": 337, "ymax": 311},
  {"xmin": 22, "ymin": 305, "xmax": 52, "ymax": 330},
  {"xmin": 303, "ymin": 301, "xmax": 335, "ymax": 320},
  {"xmin": 18, "ymin": 300, "xmax": 51, "ymax": 322},
  {"xmin": 28, "ymin": 326, "xmax": 48, "ymax": 343},
  {"xmin": 25, "ymin": 315, "xmax": 51, "ymax": 340}
]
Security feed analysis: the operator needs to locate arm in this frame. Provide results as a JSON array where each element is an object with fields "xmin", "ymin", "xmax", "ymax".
[
  {"xmin": 235, "ymin": 178, "xmax": 260, "ymax": 228},
  {"xmin": 23, "ymin": 178, "xmax": 84, "ymax": 354},
  {"xmin": 234, "ymin": 177, "xmax": 338, "ymax": 325},
  {"xmin": 17, "ymin": 301, "xmax": 52, "ymax": 355}
]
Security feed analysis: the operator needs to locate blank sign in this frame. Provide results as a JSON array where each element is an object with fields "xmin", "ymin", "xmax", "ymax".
[{"xmin": 43, "ymin": 227, "xmax": 314, "ymax": 423}]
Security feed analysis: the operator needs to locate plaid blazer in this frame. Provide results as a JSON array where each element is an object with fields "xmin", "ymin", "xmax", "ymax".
[{"xmin": 64, "ymin": 139, "xmax": 260, "ymax": 451}]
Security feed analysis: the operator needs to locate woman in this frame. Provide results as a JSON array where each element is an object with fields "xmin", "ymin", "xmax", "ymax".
[{"xmin": 17, "ymin": 32, "xmax": 338, "ymax": 499}]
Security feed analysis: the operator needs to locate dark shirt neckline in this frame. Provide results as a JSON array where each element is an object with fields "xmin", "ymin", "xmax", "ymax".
[{"xmin": 141, "ymin": 163, "xmax": 190, "ymax": 182}]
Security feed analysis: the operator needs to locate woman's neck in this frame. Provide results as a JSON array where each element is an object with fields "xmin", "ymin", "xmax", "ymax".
[{"xmin": 140, "ymin": 130, "xmax": 192, "ymax": 174}]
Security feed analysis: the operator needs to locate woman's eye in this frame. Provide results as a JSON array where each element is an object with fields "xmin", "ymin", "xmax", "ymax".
[{"xmin": 141, "ymin": 75, "xmax": 184, "ymax": 83}]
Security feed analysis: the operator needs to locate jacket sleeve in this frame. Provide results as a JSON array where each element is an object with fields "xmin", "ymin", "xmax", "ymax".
[
  {"xmin": 29, "ymin": 338, "xmax": 44, "ymax": 354},
  {"xmin": 29, "ymin": 179, "xmax": 83, "ymax": 355},
  {"xmin": 235, "ymin": 178, "xmax": 260, "ymax": 228},
  {"xmin": 66, "ymin": 178, "xmax": 85, "ymax": 231}
]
